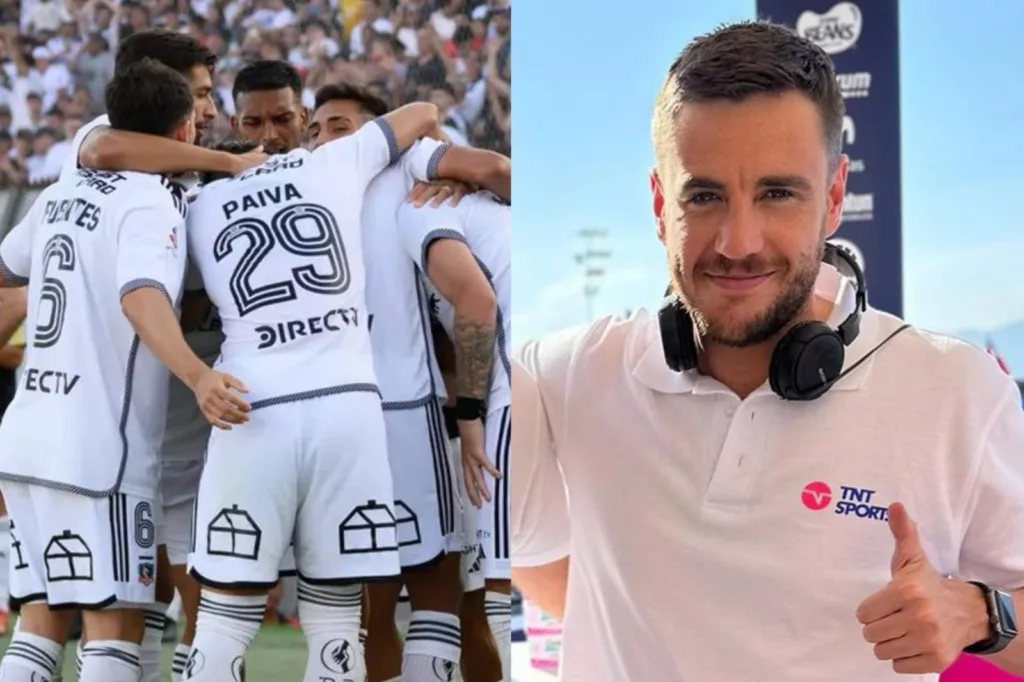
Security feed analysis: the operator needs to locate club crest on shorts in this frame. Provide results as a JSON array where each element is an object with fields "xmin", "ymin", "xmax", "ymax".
[
  {"xmin": 320, "ymin": 638, "xmax": 354, "ymax": 674},
  {"xmin": 138, "ymin": 560, "xmax": 155, "ymax": 586}
]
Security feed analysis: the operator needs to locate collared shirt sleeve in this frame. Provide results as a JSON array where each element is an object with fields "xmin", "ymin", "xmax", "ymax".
[
  {"xmin": 511, "ymin": 332, "xmax": 579, "ymax": 567},
  {"xmin": 958, "ymin": 377, "xmax": 1024, "ymax": 589}
]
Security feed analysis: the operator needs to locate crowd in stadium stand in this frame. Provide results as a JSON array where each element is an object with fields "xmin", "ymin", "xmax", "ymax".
[{"xmin": 0, "ymin": 0, "xmax": 510, "ymax": 186}]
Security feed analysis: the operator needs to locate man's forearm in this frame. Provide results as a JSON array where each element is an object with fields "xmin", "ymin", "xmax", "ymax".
[
  {"xmin": 121, "ymin": 287, "xmax": 209, "ymax": 390},
  {"xmin": 513, "ymin": 558, "xmax": 570, "ymax": 621},
  {"xmin": 453, "ymin": 295, "xmax": 497, "ymax": 400},
  {"xmin": 437, "ymin": 148, "xmax": 511, "ymax": 202},
  {"xmin": 81, "ymin": 129, "xmax": 240, "ymax": 175}
]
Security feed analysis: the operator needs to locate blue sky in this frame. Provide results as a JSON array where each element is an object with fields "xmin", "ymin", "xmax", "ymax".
[{"xmin": 512, "ymin": 0, "xmax": 1024, "ymax": 349}]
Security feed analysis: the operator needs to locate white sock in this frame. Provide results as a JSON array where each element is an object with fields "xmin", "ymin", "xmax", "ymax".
[
  {"xmin": 485, "ymin": 591, "xmax": 512, "ymax": 682},
  {"xmin": 171, "ymin": 643, "xmax": 190, "ymax": 681},
  {"xmin": 0, "ymin": 630, "xmax": 62, "ymax": 680},
  {"xmin": 297, "ymin": 579, "xmax": 363, "ymax": 682},
  {"xmin": 141, "ymin": 605, "xmax": 168, "ymax": 682},
  {"xmin": 182, "ymin": 591, "xmax": 265, "ymax": 681},
  {"xmin": 403, "ymin": 610, "xmax": 460, "ymax": 682},
  {"xmin": 79, "ymin": 640, "xmax": 141, "ymax": 682}
]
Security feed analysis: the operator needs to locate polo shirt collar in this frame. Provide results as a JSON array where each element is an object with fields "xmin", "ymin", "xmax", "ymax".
[{"xmin": 632, "ymin": 267, "xmax": 882, "ymax": 396}]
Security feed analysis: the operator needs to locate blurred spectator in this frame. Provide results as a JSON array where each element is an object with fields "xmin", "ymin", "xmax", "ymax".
[{"xmin": 0, "ymin": 0, "xmax": 510, "ymax": 186}]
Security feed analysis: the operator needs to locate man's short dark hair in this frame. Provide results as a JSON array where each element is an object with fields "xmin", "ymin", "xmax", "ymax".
[
  {"xmin": 653, "ymin": 21, "xmax": 844, "ymax": 171},
  {"xmin": 106, "ymin": 59, "xmax": 194, "ymax": 137},
  {"xmin": 313, "ymin": 82, "xmax": 388, "ymax": 118},
  {"xmin": 232, "ymin": 60, "xmax": 302, "ymax": 102},
  {"xmin": 200, "ymin": 139, "xmax": 260, "ymax": 185},
  {"xmin": 115, "ymin": 29, "xmax": 217, "ymax": 76}
]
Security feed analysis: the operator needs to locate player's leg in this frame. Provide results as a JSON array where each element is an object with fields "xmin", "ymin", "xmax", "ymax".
[
  {"xmin": 448, "ymin": 412, "xmax": 502, "ymax": 682},
  {"xmin": 479, "ymin": 406, "xmax": 512, "ymax": 682},
  {"xmin": 392, "ymin": 401, "xmax": 464, "ymax": 682},
  {"xmin": 183, "ymin": 409, "xmax": 297, "ymax": 681},
  {"xmin": 295, "ymin": 391, "xmax": 401, "ymax": 682},
  {"xmin": 0, "ymin": 490, "xmax": 11, "ymax": 636},
  {"xmin": 161, "ymin": 460, "xmax": 205, "ymax": 682},
  {"xmin": 0, "ymin": 483, "xmax": 72, "ymax": 681},
  {"xmin": 365, "ymin": 581, "xmax": 402, "ymax": 681}
]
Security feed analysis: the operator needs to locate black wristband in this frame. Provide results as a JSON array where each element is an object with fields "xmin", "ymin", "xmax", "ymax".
[
  {"xmin": 455, "ymin": 396, "xmax": 487, "ymax": 421},
  {"xmin": 442, "ymin": 406, "xmax": 459, "ymax": 439}
]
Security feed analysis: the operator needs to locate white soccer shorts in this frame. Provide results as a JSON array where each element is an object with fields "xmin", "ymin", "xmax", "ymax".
[
  {"xmin": 159, "ymin": 459, "xmax": 203, "ymax": 566},
  {"xmin": 477, "ymin": 405, "xmax": 510, "ymax": 581},
  {"xmin": 2, "ymin": 482, "xmax": 158, "ymax": 609},
  {"xmin": 188, "ymin": 390, "xmax": 401, "ymax": 588},
  {"xmin": 383, "ymin": 399, "xmax": 462, "ymax": 568},
  {"xmin": 453, "ymin": 436, "xmax": 486, "ymax": 593}
]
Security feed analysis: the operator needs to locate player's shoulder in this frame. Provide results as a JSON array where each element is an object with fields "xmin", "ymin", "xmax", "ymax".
[
  {"xmin": 109, "ymin": 172, "xmax": 188, "ymax": 217},
  {"xmin": 74, "ymin": 115, "xmax": 111, "ymax": 145},
  {"xmin": 867, "ymin": 308, "xmax": 1017, "ymax": 410}
]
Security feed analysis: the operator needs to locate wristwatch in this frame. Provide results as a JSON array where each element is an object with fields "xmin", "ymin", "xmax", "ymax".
[{"xmin": 963, "ymin": 581, "xmax": 1018, "ymax": 655}]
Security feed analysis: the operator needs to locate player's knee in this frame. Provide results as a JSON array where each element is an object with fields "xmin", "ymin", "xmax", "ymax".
[
  {"xmin": 405, "ymin": 553, "xmax": 462, "ymax": 612},
  {"xmin": 82, "ymin": 607, "xmax": 146, "ymax": 643},
  {"xmin": 16, "ymin": 602, "xmax": 75, "ymax": 643},
  {"xmin": 155, "ymin": 546, "xmax": 176, "ymax": 603},
  {"xmin": 484, "ymin": 578, "xmax": 512, "ymax": 595}
]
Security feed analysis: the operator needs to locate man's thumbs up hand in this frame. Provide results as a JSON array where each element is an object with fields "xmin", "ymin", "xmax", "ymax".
[{"xmin": 856, "ymin": 503, "xmax": 991, "ymax": 675}]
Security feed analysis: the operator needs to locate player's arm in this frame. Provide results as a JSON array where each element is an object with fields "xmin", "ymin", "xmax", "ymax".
[
  {"xmin": 511, "ymin": 349, "xmax": 572, "ymax": 621},
  {"xmin": 0, "ymin": 206, "xmax": 36, "ymax": 289},
  {"xmin": 117, "ymin": 204, "xmax": 249, "ymax": 428},
  {"xmin": 404, "ymin": 139, "xmax": 511, "ymax": 203},
  {"xmin": 79, "ymin": 126, "xmax": 264, "ymax": 176},
  {"xmin": 379, "ymin": 101, "xmax": 440, "ymax": 154}
]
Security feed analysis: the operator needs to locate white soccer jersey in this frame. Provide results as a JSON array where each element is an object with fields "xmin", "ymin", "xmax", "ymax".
[
  {"xmin": 362, "ymin": 139, "xmax": 452, "ymax": 407},
  {"xmin": 397, "ymin": 194, "xmax": 511, "ymax": 409},
  {"xmin": 186, "ymin": 118, "xmax": 402, "ymax": 406},
  {"xmin": 60, "ymin": 114, "xmax": 109, "ymax": 181},
  {"xmin": 0, "ymin": 169, "xmax": 189, "ymax": 497}
]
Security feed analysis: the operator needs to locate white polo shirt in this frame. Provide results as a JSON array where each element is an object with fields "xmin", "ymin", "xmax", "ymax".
[{"xmin": 512, "ymin": 276, "xmax": 1024, "ymax": 681}]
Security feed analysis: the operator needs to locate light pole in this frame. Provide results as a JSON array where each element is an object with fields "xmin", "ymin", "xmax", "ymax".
[{"xmin": 574, "ymin": 228, "xmax": 612, "ymax": 322}]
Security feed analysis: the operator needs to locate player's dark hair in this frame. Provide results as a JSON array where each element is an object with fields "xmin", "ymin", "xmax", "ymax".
[
  {"xmin": 106, "ymin": 59, "xmax": 194, "ymax": 137},
  {"xmin": 313, "ymin": 82, "xmax": 389, "ymax": 118},
  {"xmin": 654, "ymin": 21, "xmax": 844, "ymax": 171},
  {"xmin": 115, "ymin": 29, "xmax": 217, "ymax": 77},
  {"xmin": 199, "ymin": 139, "xmax": 260, "ymax": 185},
  {"xmin": 232, "ymin": 60, "xmax": 303, "ymax": 102}
]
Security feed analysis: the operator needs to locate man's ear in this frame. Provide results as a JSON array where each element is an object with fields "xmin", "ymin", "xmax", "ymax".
[{"xmin": 651, "ymin": 169, "xmax": 667, "ymax": 244}]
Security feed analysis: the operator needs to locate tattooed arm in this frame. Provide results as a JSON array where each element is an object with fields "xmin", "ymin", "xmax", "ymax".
[{"xmin": 426, "ymin": 239, "xmax": 497, "ymax": 400}]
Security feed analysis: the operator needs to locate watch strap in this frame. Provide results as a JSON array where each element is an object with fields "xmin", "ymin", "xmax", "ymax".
[{"xmin": 454, "ymin": 396, "xmax": 487, "ymax": 421}]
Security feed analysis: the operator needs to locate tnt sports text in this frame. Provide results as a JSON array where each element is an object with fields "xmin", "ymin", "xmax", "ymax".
[{"xmin": 834, "ymin": 486, "xmax": 888, "ymax": 522}]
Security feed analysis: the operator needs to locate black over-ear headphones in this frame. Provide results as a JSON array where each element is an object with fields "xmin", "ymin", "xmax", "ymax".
[{"xmin": 658, "ymin": 242, "xmax": 910, "ymax": 401}]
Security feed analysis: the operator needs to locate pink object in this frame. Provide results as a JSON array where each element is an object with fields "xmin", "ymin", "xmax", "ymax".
[
  {"xmin": 524, "ymin": 600, "xmax": 563, "ymax": 674},
  {"xmin": 941, "ymin": 655, "xmax": 1024, "ymax": 682}
]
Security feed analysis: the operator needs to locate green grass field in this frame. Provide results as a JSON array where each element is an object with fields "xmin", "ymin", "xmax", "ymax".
[{"xmin": 1, "ymin": 624, "xmax": 310, "ymax": 681}]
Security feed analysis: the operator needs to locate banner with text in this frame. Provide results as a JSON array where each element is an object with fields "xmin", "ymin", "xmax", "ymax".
[{"xmin": 755, "ymin": 0, "xmax": 903, "ymax": 317}]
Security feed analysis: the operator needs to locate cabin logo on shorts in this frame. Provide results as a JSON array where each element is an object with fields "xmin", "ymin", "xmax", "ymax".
[
  {"xmin": 801, "ymin": 481, "xmax": 889, "ymax": 522},
  {"xmin": 138, "ymin": 560, "xmax": 155, "ymax": 586},
  {"xmin": 338, "ymin": 500, "xmax": 399, "ymax": 555},
  {"xmin": 43, "ymin": 530, "xmax": 93, "ymax": 582},
  {"xmin": 320, "ymin": 638, "xmax": 354, "ymax": 675},
  {"xmin": 207, "ymin": 505, "xmax": 262, "ymax": 561}
]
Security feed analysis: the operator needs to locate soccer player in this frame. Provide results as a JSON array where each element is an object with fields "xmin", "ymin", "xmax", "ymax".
[
  {"xmin": 59, "ymin": 30, "xmax": 264, "ymax": 682},
  {"xmin": 181, "ymin": 69, "xmax": 446, "ymax": 682},
  {"xmin": 308, "ymin": 83, "xmax": 510, "ymax": 682},
  {"xmin": 397, "ymin": 195, "xmax": 512, "ymax": 682},
  {"xmin": 0, "ymin": 59, "xmax": 247, "ymax": 682}
]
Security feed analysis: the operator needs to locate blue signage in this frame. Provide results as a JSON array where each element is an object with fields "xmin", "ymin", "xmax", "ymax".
[{"xmin": 755, "ymin": 0, "xmax": 903, "ymax": 316}]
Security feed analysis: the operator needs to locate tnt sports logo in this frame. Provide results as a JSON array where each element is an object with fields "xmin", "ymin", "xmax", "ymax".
[
  {"xmin": 796, "ymin": 2, "xmax": 862, "ymax": 55},
  {"xmin": 801, "ymin": 481, "xmax": 889, "ymax": 522}
]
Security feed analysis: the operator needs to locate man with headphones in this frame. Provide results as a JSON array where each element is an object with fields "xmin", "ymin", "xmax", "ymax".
[{"xmin": 511, "ymin": 21, "xmax": 1024, "ymax": 682}]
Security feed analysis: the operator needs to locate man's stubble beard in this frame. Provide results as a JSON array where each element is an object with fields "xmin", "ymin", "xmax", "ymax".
[{"xmin": 672, "ymin": 232, "xmax": 826, "ymax": 349}]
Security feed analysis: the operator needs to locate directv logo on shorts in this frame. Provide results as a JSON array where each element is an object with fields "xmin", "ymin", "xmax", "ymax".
[{"xmin": 801, "ymin": 481, "xmax": 889, "ymax": 522}]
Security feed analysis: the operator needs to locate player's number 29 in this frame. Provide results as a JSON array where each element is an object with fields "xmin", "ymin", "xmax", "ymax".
[
  {"xmin": 214, "ymin": 202, "xmax": 351, "ymax": 317},
  {"xmin": 34, "ymin": 233, "xmax": 76, "ymax": 348}
]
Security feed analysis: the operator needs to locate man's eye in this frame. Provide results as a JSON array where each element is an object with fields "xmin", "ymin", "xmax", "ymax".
[{"xmin": 688, "ymin": 192, "xmax": 720, "ymax": 205}]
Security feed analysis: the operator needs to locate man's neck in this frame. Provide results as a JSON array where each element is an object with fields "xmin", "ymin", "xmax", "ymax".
[{"xmin": 698, "ymin": 295, "xmax": 835, "ymax": 400}]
